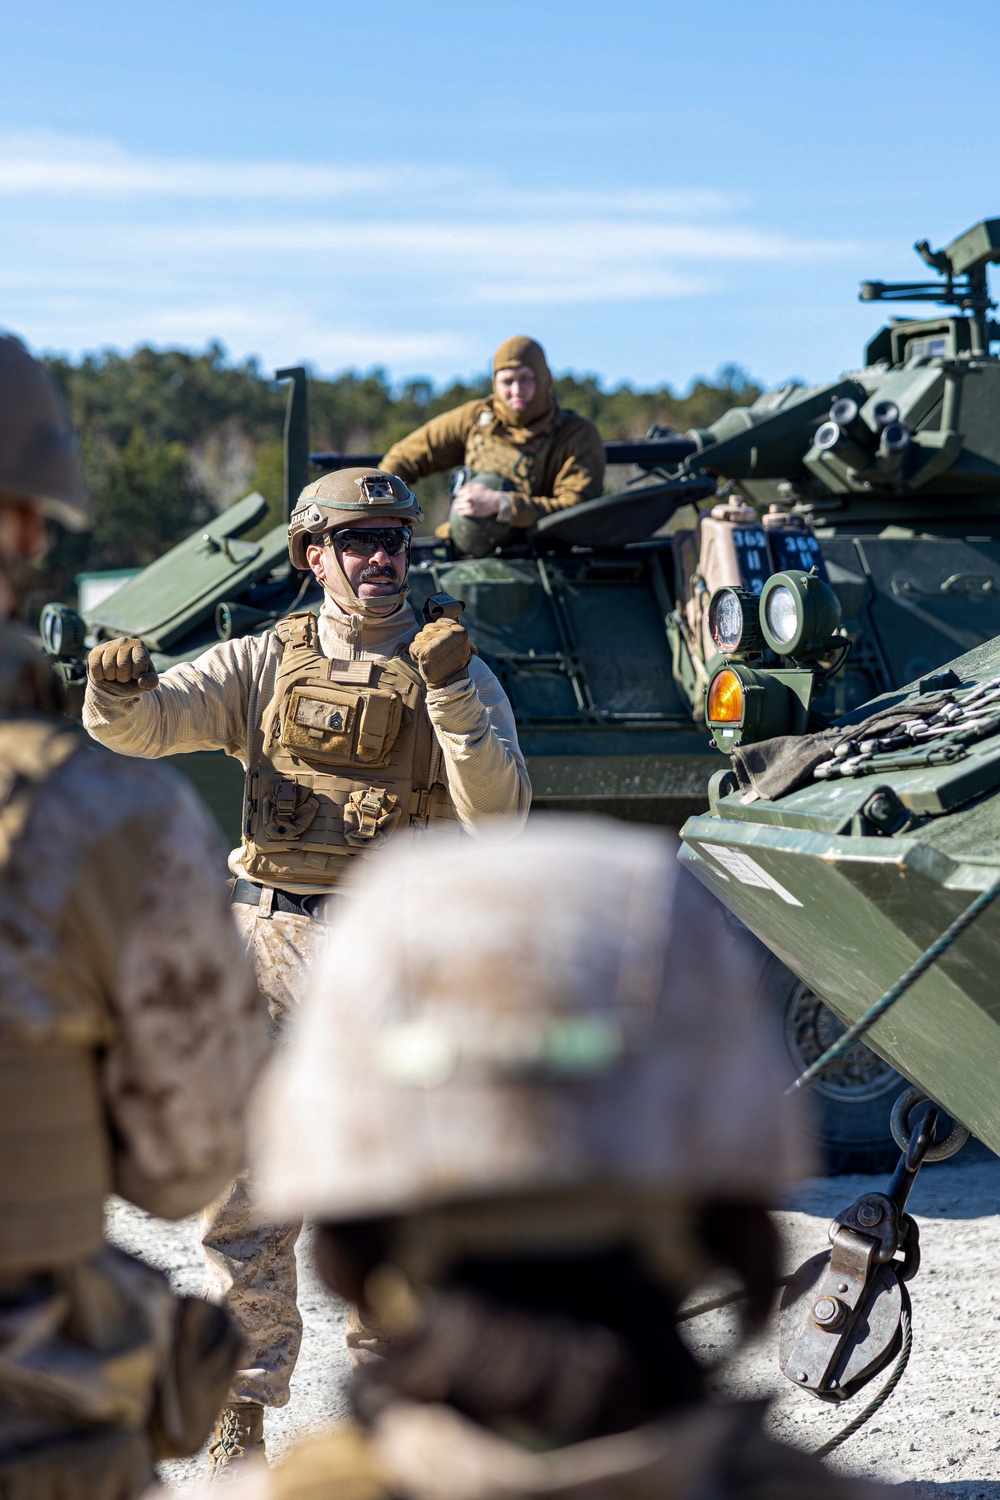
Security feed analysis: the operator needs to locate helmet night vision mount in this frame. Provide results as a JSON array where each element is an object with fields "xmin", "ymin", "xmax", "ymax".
[{"xmin": 705, "ymin": 568, "xmax": 843, "ymax": 752}]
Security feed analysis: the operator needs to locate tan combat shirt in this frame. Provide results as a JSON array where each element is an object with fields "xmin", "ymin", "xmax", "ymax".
[
  {"xmin": 83, "ymin": 596, "xmax": 531, "ymax": 891},
  {"xmin": 380, "ymin": 397, "xmax": 605, "ymax": 527}
]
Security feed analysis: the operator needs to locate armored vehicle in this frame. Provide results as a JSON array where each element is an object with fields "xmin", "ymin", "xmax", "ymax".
[
  {"xmin": 677, "ymin": 218, "xmax": 1000, "ymax": 1166},
  {"xmin": 41, "ymin": 219, "xmax": 1000, "ymax": 1170}
]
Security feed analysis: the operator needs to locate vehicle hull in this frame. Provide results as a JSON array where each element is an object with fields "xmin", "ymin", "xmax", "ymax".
[{"xmin": 680, "ymin": 815, "xmax": 1000, "ymax": 1153}]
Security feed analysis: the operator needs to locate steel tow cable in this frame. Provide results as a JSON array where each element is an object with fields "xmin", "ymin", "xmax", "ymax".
[
  {"xmin": 812, "ymin": 1291, "xmax": 913, "ymax": 1458},
  {"xmin": 681, "ymin": 920, "xmax": 992, "ymax": 1461},
  {"xmin": 690, "ymin": 687, "xmax": 1000, "ymax": 1452},
  {"xmin": 787, "ymin": 875, "xmax": 1000, "ymax": 1096},
  {"xmin": 676, "ymin": 1280, "xmax": 913, "ymax": 1456}
]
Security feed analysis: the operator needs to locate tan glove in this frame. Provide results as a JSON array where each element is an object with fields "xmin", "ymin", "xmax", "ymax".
[
  {"xmin": 87, "ymin": 636, "xmax": 159, "ymax": 695},
  {"xmin": 409, "ymin": 618, "xmax": 473, "ymax": 687}
]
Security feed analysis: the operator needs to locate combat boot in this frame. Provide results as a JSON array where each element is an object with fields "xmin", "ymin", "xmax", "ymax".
[{"xmin": 206, "ymin": 1401, "xmax": 266, "ymax": 1477}]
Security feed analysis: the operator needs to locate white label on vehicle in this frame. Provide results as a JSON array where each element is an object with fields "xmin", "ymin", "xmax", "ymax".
[{"xmin": 698, "ymin": 843, "xmax": 803, "ymax": 906}]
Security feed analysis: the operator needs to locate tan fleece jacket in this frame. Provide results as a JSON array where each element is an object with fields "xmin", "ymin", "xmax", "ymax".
[
  {"xmin": 83, "ymin": 596, "xmax": 531, "ymax": 888},
  {"xmin": 380, "ymin": 397, "xmax": 605, "ymax": 526}
]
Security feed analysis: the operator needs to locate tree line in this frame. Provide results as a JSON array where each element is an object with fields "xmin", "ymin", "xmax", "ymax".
[{"xmin": 39, "ymin": 344, "xmax": 762, "ymax": 591}]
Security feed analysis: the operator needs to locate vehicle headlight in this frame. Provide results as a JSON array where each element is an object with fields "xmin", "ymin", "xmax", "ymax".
[
  {"xmin": 764, "ymin": 584, "xmax": 799, "ymax": 645},
  {"xmin": 759, "ymin": 569, "xmax": 841, "ymax": 660},
  {"xmin": 39, "ymin": 603, "xmax": 86, "ymax": 661},
  {"xmin": 707, "ymin": 586, "xmax": 765, "ymax": 657}
]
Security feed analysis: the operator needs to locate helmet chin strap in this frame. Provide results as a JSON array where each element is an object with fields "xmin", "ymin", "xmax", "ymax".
[{"xmin": 325, "ymin": 545, "xmax": 410, "ymax": 618}]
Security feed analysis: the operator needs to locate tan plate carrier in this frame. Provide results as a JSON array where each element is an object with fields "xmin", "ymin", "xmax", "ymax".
[
  {"xmin": 242, "ymin": 613, "xmax": 456, "ymax": 888},
  {"xmin": 464, "ymin": 406, "xmax": 576, "ymax": 504}
]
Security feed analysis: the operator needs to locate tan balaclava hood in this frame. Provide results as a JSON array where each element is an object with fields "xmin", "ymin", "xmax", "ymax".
[{"xmin": 492, "ymin": 336, "xmax": 555, "ymax": 434}]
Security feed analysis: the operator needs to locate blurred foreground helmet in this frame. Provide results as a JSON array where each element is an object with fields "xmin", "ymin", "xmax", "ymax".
[
  {"xmin": 255, "ymin": 818, "xmax": 812, "ymax": 1225},
  {"xmin": 0, "ymin": 336, "xmax": 91, "ymax": 531},
  {"xmin": 287, "ymin": 467, "xmax": 422, "ymax": 569}
]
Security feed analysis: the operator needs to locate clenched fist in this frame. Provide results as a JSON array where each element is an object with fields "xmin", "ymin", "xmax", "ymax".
[
  {"xmin": 409, "ymin": 618, "xmax": 473, "ymax": 687},
  {"xmin": 87, "ymin": 637, "xmax": 159, "ymax": 695}
]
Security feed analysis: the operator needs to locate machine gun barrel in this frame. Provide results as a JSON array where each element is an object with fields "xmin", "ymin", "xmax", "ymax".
[
  {"xmin": 308, "ymin": 437, "xmax": 699, "ymax": 475},
  {"xmin": 308, "ymin": 451, "xmax": 383, "ymax": 471},
  {"xmin": 602, "ymin": 437, "xmax": 698, "ymax": 468}
]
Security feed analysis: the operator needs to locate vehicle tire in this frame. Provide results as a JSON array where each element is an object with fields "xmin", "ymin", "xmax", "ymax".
[{"xmin": 758, "ymin": 953, "xmax": 904, "ymax": 1175}]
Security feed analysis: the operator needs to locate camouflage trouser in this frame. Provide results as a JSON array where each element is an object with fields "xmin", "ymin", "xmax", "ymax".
[{"xmin": 201, "ymin": 900, "xmax": 330, "ymax": 1408}]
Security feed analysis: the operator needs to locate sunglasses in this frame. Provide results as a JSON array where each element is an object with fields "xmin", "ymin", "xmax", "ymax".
[{"xmin": 328, "ymin": 527, "xmax": 412, "ymax": 557}]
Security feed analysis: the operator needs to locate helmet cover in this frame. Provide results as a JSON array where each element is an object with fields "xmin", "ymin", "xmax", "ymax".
[
  {"xmin": 288, "ymin": 467, "xmax": 422, "ymax": 569},
  {"xmin": 0, "ymin": 337, "xmax": 91, "ymax": 531},
  {"xmin": 254, "ymin": 818, "xmax": 813, "ymax": 1225}
]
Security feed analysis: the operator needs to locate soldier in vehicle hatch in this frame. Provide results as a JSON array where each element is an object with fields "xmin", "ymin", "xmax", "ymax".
[
  {"xmin": 203, "ymin": 819, "xmax": 895, "ymax": 1500},
  {"xmin": 83, "ymin": 466, "xmax": 530, "ymax": 1474},
  {"xmin": 0, "ymin": 335, "xmax": 266, "ymax": 1497},
  {"xmin": 380, "ymin": 336, "xmax": 605, "ymax": 557}
]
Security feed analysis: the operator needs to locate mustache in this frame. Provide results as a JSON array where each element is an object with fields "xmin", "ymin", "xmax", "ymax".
[{"xmin": 358, "ymin": 564, "xmax": 400, "ymax": 583}]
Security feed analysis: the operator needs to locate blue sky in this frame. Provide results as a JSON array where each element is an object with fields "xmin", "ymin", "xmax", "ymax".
[{"xmin": 3, "ymin": 0, "xmax": 998, "ymax": 392}]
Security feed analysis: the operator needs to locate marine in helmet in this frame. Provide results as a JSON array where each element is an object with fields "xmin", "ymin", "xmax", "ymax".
[
  {"xmin": 82, "ymin": 465, "xmax": 530, "ymax": 1473},
  {"xmin": 226, "ymin": 820, "xmax": 892, "ymax": 1500},
  {"xmin": 380, "ymin": 336, "xmax": 605, "ymax": 557},
  {"xmin": 0, "ymin": 335, "xmax": 266, "ymax": 1497}
]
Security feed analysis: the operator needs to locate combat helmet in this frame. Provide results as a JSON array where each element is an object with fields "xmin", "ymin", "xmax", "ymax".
[
  {"xmin": 254, "ymin": 818, "xmax": 812, "ymax": 1243},
  {"xmin": 0, "ymin": 336, "xmax": 91, "ymax": 531},
  {"xmin": 287, "ymin": 467, "xmax": 422, "ymax": 570}
]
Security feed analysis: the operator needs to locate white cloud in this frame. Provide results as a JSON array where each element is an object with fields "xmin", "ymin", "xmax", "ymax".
[
  {"xmin": 0, "ymin": 131, "xmax": 452, "ymax": 199},
  {"xmin": 10, "ymin": 298, "xmax": 471, "ymax": 376},
  {"xmin": 460, "ymin": 186, "xmax": 740, "ymax": 216},
  {"xmin": 76, "ymin": 215, "xmax": 852, "ymax": 310},
  {"xmin": 0, "ymin": 131, "xmax": 876, "ymax": 378},
  {"xmin": 142, "ymin": 219, "xmax": 855, "ymax": 265},
  {"xmin": 469, "ymin": 271, "xmax": 714, "ymax": 304},
  {"xmin": 0, "ymin": 135, "xmax": 737, "ymax": 221}
]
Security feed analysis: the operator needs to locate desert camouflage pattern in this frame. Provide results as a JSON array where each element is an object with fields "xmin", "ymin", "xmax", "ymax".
[
  {"xmin": 200, "ymin": 904, "xmax": 332, "ymax": 1408},
  {"xmin": 0, "ymin": 717, "xmax": 265, "ymax": 1213},
  {"xmin": 201, "ymin": 1168, "xmax": 304, "ymax": 1411},
  {"xmin": 0, "ymin": 629, "xmax": 265, "ymax": 1493},
  {"xmin": 255, "ymin": 820, "xmax": 813, "ymax": 1228},
  {"xmin": 84, "ymin": 595, "xmax": 530, "ymax": 895}
]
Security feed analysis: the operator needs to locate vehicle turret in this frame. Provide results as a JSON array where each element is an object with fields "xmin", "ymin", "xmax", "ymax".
[{"xmin": 675, "ymin": 219, "xmax": 1000, "ymax": 516}]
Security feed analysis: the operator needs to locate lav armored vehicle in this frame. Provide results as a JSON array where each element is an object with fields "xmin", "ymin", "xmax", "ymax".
[
  {"xmin": 40, "ymin": 218, "xmax": 1000, "ymax": 1170},
  {"xmin": 674, "ymin": 222, "xmax": 1000, "ymax": 1431},
  {"xmin": 676, "ymin": 219, "xmax": 1000, "ymax": 1159}
]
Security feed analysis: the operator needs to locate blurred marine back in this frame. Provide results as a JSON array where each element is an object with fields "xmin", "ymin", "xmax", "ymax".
[{"xmin": 0, "ymin": 335, "xmax": 268, "ymax": 1498}]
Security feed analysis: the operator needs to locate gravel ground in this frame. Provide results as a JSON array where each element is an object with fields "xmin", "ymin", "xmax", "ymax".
[{"xmin": 109, "ymin": 1146, "xmax": 1000, "ymax": 1495}]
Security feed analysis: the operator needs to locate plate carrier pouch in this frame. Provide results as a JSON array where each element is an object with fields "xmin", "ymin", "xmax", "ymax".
[
  {"xmin": 0, "ymin": 719, "xmax": 112, "ymax": 1275},
  {"xmin": 463, "ymin": 406, "xmax": 576, "ymax": 508},
  {"xmin": 241, "ymin": 612, "xmax": 457, "ymax": 888}
]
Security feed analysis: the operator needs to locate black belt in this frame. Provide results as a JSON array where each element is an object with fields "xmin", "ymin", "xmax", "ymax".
[{"xmin": 231, "ymin": 878, "xmax": 335, "ymax": 920}]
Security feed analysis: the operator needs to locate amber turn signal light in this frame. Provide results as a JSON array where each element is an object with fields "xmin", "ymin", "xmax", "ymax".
[{"xmin": 707, "ymin": 668, "xmax": 744, "ymax": 724}]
